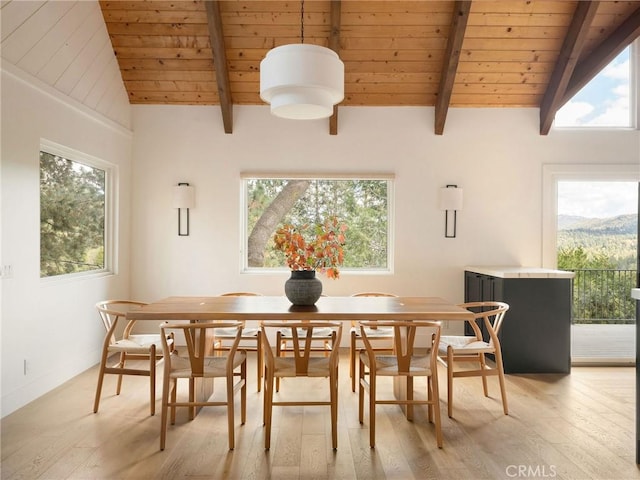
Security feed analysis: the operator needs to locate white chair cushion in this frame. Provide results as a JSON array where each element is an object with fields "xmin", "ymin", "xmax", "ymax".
[
  {"xmin": 351, "ymin": 326, "xmax": 394, "ymax": 338},
  {"xmin": 439, "ymin": 335, "xmax": 493, "ymax": 355},
  {"xmin": 109, "ymin": 334, "xmax": 168, "ymax": 353}
]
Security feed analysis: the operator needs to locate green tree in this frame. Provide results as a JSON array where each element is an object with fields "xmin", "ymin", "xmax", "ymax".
[
  {"xmin": 558, "ymin": 246, "xmax": 634, "ymax": 323},
  {"xmin": 557, "ymin": 246, "xmax": 616, "ymax": 270},
  {"xmin": 40, "ymin": 152, "xmax": 105, "ymax": 277},
  {"xmin": 246, "ymin": 179, "xmax": 389, "ymax": 270},
  {"xmin": 247, "ymin": 180, "xmax": 310, "ymax": 267}
]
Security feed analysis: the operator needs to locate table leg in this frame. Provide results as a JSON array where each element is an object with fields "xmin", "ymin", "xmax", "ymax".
[{"xmin": 392, "ymin": 325, "xmax": 413, "ymax": 419}]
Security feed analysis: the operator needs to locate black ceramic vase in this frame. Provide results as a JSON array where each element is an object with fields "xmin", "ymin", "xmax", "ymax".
[{"xmin": 284, "ymin": 270, "xmax": 323, "ymax": 306}]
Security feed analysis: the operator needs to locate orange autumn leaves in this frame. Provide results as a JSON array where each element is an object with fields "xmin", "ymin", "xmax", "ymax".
[{"xmin": 273, "ymin": 217, "xmax": 348, "ymax": 279}]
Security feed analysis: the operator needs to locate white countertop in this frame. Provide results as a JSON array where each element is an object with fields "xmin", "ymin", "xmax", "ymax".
[{"xmin": 465, "ymin": 266, "xmax": 575, "ymax": 279}]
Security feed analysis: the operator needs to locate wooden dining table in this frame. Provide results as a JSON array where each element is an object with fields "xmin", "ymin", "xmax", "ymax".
[
  {"xmin": 127, "ymin": 295, "xmax": 474, "ymax": 416},
  {"xmin": 126, "ymin": 295, "xmax": 474, "ymax": 322}
]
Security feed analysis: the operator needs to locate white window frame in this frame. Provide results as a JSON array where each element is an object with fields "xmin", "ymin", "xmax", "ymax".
[
  {"xmin": 39, "ymin": 139, "xmax": 117, "ymax": 281},
  {"xmin": 542, "ymin": 163, "xmax": 640, "ymax": 268},
  {"xmin": 239, "ymin": 172, "xmax": 395, "ymax": 275}
]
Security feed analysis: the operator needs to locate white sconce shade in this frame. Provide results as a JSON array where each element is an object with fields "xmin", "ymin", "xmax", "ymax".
[
  {"xmin": 172, "ymin": 184, "xmax": 195, "ymax": 209},
  {"xmin": 439, "ymin": 186, "xmax": 463, "ymax": 211},
  {"xmin": 439, "ymin": 185, "xmax": 463, "ymax": 238},
  {"xmin": 260, "ymin": 44, "xmax": 344, "ymax": 120},
  {"xmin": 172, "ymin": 183, "xmax": 194, "ymax": 236}
]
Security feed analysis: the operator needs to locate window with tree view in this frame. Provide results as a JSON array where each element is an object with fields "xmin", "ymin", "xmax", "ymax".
[
  {"xmin": 40, "ymin": 149, "xmax": 107, "ymax": 278},
  {"xmin": 243, "ymin": 177, "xmax": 392, "ymax": 272}
]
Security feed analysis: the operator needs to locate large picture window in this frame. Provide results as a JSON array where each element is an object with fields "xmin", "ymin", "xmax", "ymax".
[
  {"xmin": 40, "ymin": 142, "xmax": 112, "ymax": 278},
  {"xmin": 242, "ymin": 175, "xmax": 393, "ymax": 273}
]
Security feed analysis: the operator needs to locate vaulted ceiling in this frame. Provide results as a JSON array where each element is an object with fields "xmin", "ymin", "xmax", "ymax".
[{"xmin": 100, "ymin": 0, "xmax": 640, "ymax": 135}]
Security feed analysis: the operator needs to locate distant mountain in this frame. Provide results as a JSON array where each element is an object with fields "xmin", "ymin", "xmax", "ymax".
[
  {"xmin": 558, "ymin": 214, "xmax": 637, "ymax": 235},
  {"xmin": 557, "ymin": 214, "xmax": 637, "ymax": 269},
  {"xmin": 558, "ymin": 215, "xmax": 590, "ymax": 229}
]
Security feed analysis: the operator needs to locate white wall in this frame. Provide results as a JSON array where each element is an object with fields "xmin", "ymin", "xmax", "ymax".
[
  {"xmin": 1, "ymin": 67, "xmax": 133, "ymax": 417},
  {"xmin": 130, "ymin": 104, "xmax": 640, "ymax": 338}
]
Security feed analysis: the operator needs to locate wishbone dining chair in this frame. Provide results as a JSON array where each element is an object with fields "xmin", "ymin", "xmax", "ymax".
[
  {"xmin": 349, "ymin": 292, "xmax": 397, "ymax": 392},
  {"xmin": 358, "ymin": 320, "xmax": 443, "ymax": 449},
  {"xmin": 261, "ymin": 321, "xmax": 343, "ymax": 450},
  {"xmin": 159, "ymin": 321, "xmax": 246, "ymax": 451},
  {"xmin": 94, "ymin": 300, "xmax": 174, "ymax": 416},
  {"xmin": 437, "ymin": 301, "xmax": 510, "ymax": 418},
  {"xmin": 212, "ymin": 292, "xmax": 264, "ymax": 391}
]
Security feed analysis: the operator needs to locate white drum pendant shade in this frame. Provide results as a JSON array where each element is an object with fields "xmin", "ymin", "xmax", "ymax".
[{"xmin": 260, "ymin": 44, "xmax": 344, "ymax": 120}]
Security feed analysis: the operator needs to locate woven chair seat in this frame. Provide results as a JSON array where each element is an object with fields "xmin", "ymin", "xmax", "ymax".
[
  {"xmin": 109, "ymin": 334, "xmax": 167, "ymax": 353},
  {"xmin": 279, "ymin": 327, "xmax": 334, "ymax": 338},
  {"xmin": 215, "ymin": 327, "xmax": 260, "ymax": 338},
  {"xmin": 168, "ymin": 351, "xmax": 247, "ymax": 379},
  {"xmin": 351, "ymin": 325, "xmax": 394, "ymax": 338},
  {"xmin": 272, "ymin": 356, "xmax": 331, "ymax": 377},
  {"xmin": 439, "ymin": 335, "xmax": 493, "ymax": 355},
  {"xmin": 359, "ymin": 353, "xmax": 432, "ymax": 376}
]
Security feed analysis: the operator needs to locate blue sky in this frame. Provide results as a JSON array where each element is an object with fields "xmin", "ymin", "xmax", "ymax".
[{"xmin": 554, "ymin": 46, "xmax": 631, "ymax": 127}]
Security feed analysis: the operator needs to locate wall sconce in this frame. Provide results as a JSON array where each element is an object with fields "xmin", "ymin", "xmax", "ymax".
[
  {"xmin": 172, "ymin": 182, "xmax": 195, "ymax": 236},
  {"xmin": 439, "ymin": 184, "xmax": 463, "ymax": 238}
]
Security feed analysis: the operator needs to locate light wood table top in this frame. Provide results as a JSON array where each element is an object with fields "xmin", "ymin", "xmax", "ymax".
[{"xmin": 126, "ymin": 295, "xmax": 474, "ymax": 322}]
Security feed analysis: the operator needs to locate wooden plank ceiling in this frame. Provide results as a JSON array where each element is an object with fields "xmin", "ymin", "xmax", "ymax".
[{"xmin": 100, "ymin": 0, "xmax": 640, "ymax": 134}]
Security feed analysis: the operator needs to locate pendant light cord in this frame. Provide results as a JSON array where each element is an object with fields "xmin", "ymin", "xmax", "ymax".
[{"xmin": 300, "ymin": 0, "xmax": 305, "ymax": 44}]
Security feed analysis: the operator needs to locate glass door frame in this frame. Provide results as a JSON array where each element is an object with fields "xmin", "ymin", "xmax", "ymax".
[{"xmin": 542, "ymin": 163, "xmax": 640, "ymax": 269}]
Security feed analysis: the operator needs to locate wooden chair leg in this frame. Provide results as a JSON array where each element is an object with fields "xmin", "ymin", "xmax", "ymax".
[
  {"xmin": 178, "ymin": 378, "xmax": 185, "ymax": 425},
  {"xmin": 116, "ymin": 352, "xmax": 126, "ymax": 395},
  {"xmin": 358, "ymin": 357, "xmax": 365, "ymax": 424},
  {"xmin": 431, "ymin": 374, "xmax": 443, "ymax": 448},
  {"xmin": 256, "ymin": 332, "xmax": 263, "ymax": 392},
  {"xmin": 149, "ymin": 345, "xmax": 156, "ymax": 416},
  {"xmin": 275, "ymin": 332, "xmax": 282, "ymax": 392},
  {"xmin": 227, "ymin": 375, "xmax": 235, "ymax": 450},
  {"xmin": 406, "ymin": 376, "xmax": 414, "ymax": 421},
  {"xmin": 447, "ymin": 346, "xmax": 454, "ymax": 418},
  {"xmin": 479, "ymin": 352, "xmax": 489, "ymax": 397},
  {"xmin": 241, "ymin": 358, "xmax": 247, "ymax": 424},
  {"xmin": 263, "ymin": 369, "xmax": 268, "ymax": 426},
  {"xmin": 160, "ymin": 375, "xmax": 170, "ymax": 450},
  {"xmin": 495, "ymin": 351, "xmax": 509, "ymax": 415},
  {"xmin": 93, "ymin": 349, "xmax": 109, "ymax": 413},
  {"xmin": 350, "ymin": 331, "xmax": 357, "ymax": 392},
  {"xmin": 427, "ymin": 377, "xmax": 433, "ymax": 423},
  {"xmin": 171, "ymin": 379, "xmax": 178, "ymax": 425},
  {"xmin": 368, "ymin": 375, "xmax": 376, "ymax": 448},
  {"xmin": 264, "ymin": 372, "xmax": 274, "ymax": 450},
  {"xmin": 330, "ymin": 368, "xmax": 338, "ymax": 450}
]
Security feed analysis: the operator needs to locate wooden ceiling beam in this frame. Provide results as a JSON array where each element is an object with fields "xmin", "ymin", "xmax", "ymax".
[
  {"xmin": 562, "ymin": 5, "xmax": 640, "ymax": 107},
  {"xmin": 205, "ymin": 0, "xmax": 233, "ymax": 134},
  {"xmin": 539, "ymin": 1, "xmax": 599, "ymax": 135},
  {"xmin": 329, "ymin": 0, "xmax": 342, "ymax": 136},
  {"xmin": 434, "ymin": 1, "xmax": 472, "ymax": 135}
]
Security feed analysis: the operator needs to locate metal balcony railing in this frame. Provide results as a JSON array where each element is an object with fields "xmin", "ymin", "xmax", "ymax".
[{"xmin": 568, "ymin": 269, "xmax": 637, "ymax": 324}]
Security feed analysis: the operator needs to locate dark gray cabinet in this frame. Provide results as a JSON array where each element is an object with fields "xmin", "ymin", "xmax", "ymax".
[{"xmin": 464, "ymin": 270, "xmax": 572, "ymax": 374}]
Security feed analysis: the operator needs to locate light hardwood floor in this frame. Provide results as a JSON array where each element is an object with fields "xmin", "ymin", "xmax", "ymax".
[{"xmin": 1, "ymin": 351, "xmax": 638, "ymax": 480}]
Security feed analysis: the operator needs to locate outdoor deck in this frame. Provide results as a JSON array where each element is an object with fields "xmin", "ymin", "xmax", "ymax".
[{"xmin": 571, "ymin": 324, "xmax": 635, "ymax": 365}]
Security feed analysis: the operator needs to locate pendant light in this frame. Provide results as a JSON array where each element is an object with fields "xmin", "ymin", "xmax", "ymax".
[{"xmin": 259, "ymin": 0, "xmax": 344, "ymax": 120}]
